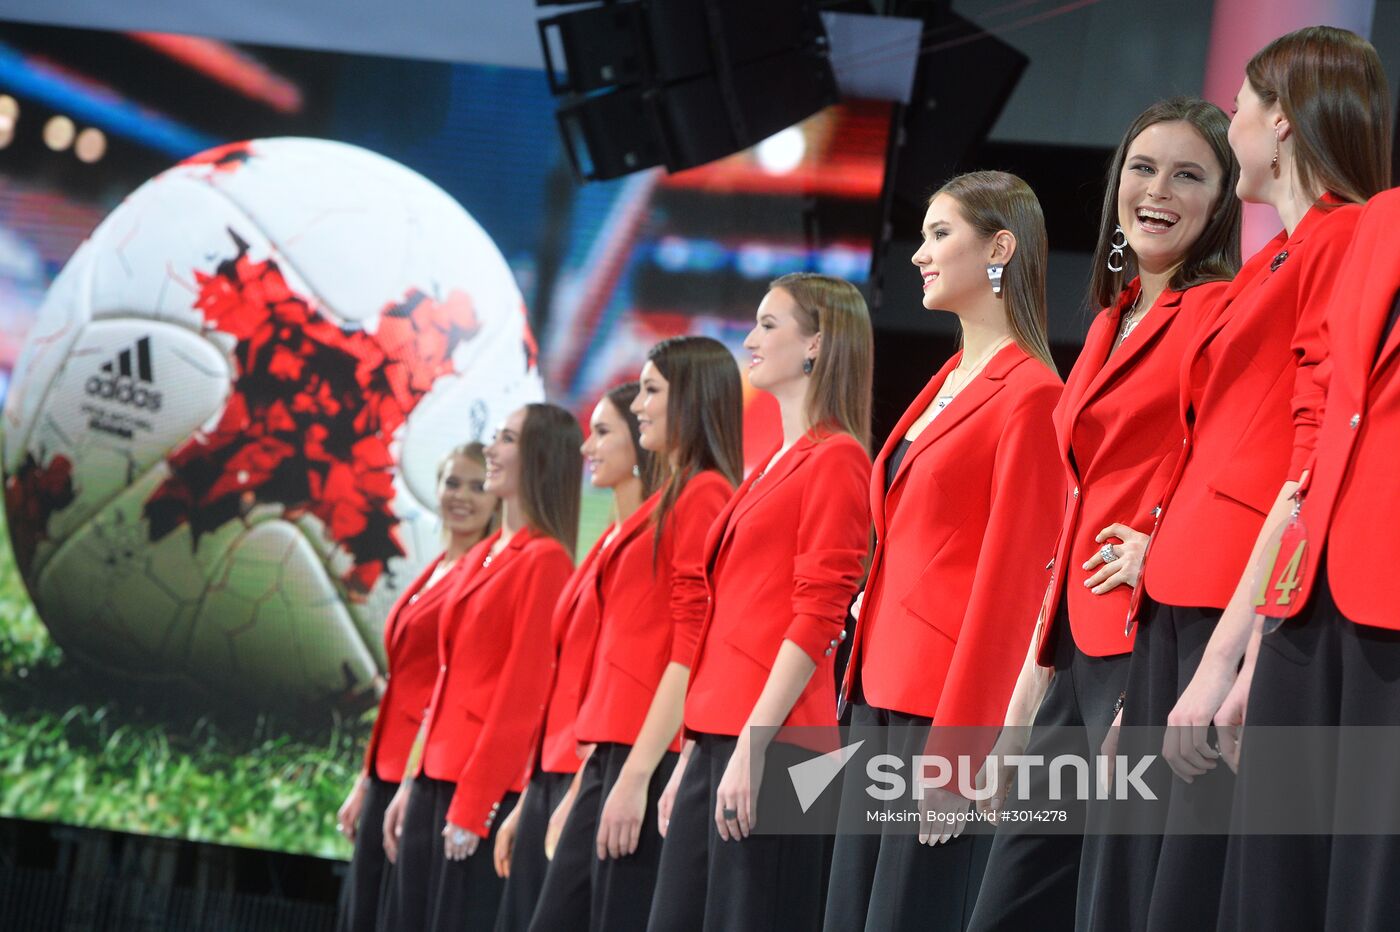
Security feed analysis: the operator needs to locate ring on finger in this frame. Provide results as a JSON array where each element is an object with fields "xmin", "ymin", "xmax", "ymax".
[
  {"xmin": 722, "ymin": 807, "xmax": 739, "ymax": 821},
  {"xmin": 1099, "ymin": 543, "xmax": 1119, "ymax": 564}
]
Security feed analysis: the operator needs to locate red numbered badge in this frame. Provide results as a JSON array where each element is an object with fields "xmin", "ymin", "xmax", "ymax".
[{"xmin": 1253, "ymin": 501, "xmax": 1309, "ymax": 633}]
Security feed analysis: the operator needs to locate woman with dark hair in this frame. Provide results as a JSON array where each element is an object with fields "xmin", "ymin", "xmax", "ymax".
[
  {"xmin": 1147, "ymin": 26, "xmax": 1391, "ymax": 932},
  {"xmin": 382, "ymin": 403, "xmax": 582, "ymax": 932},
  {"xmin": 526, "ymin": 342, "xmax": 740, "ymax": 932},
  {"xmin": 336, "ymin": 443, "xmax": 498, "ymax": 932},
  {"xmin": 966, "ymin": 97, "xmax": 1242, "ymax": 932},
  {"xmin": 646, "ymin": 275, "xmax": 872, "ymax": 932},
  {"xmin": 493, "ymin": 383, "xmax": 655, "ymax": 931},
  {"xmin": 822, "ymin": 171, "xmax": 1063, "ymax": 932}
]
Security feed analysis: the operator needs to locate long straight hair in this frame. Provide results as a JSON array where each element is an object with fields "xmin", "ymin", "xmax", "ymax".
[
  {"xmin": 934, "ymin": 171, "xmax": 1056, "ymax": 373},
  {"xmin": 646, "ymin": 336, "xmax": 743, "ymax": 554},
  {"xmin": 768, "ymin": 273, "xmax": 874, "ymax": 451},
  {"xmin": 1247, "ymin": 26, "xmax": 1391, "ymax": 206},
  {"xmin": 1089, "ymin": 97, "xmax": 1242, "ymax": 310},
  {"xmin": 517, "ymin": 403, "xmax": 583, "ymax": 559},
  {"xmin": 603, "ymin": 381, "xmax": 658, "ymax": 499}
]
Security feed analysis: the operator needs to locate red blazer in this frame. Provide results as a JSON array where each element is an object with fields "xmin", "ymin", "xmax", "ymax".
[
  {"xmin": 421, "ymin": 526, "xmax": 574, "ymax": 834},
  {"xmin": 1282, "ymin": 188, "xmax": 1400, "ymax": 628},
  {"xmin": 1037, "ymin": 279, "xmax": 1229, "ymax": 664},
  {"xmin": 575, "ymin": 473, "xmax": 730, "ymax": 747},
  {"xmin": 1145, "ymin": 200, "xmax": 1362, "ymax": 609},
  {"xmin": 684, "ymin": 431, "xmax": 871, "ymax": 736},
  {"xmin": 843, "ymin": 344, "xmax": 1062, "ymax": 733},
  {"xmin": 536, "ymin": 528, "xmax": 610, "ymax": 775},
  {"xmin": 362, "ymin": 553, "xmax": 463, "ymax": 782}
]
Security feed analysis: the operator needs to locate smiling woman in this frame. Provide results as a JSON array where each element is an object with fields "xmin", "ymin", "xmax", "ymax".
[{"xmin": 967, "ymin": 99, "xmax": 1242, "ymax": 932}]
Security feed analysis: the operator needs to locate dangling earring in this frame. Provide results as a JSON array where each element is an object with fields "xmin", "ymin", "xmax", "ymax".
[
  {"xmin": 1107, "ymin": 225, "xmax": 1127, "ymax": 273},
  {"xmin": 986, "ymin": 263, "xmax": 1005, "ymax": 297},
  {"xmin": 631, "ymin": 464, "xmax": 641, "ymax": 478},
  {"xmin": 802, "ymin": 357, "xmax": 815, "ymax": 376},
  {"xmin": 1271, "ymin": 130, "xmax": 1280, "ymax": 175}
]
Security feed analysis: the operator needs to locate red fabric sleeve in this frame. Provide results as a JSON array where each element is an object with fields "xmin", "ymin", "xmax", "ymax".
[
  {"xmin": 783, "ymin": 439, "xmax": 871, "ymax": 663},
  {"xmin": 666, "ymin": 473, "xmax": 732, "ymax": 667},
  {"xmin": 446, "ymin": 545, "xmax": 573, "ymax": 833},
  {"xmin": 1289, "ymin": 208, "xmax": 1361, "ymax": 478}
]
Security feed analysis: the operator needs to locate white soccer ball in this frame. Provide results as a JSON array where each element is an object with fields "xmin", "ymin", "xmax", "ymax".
[{"xmin": 1, "ymin": 138, "xmax": 542, "ymax": 711}]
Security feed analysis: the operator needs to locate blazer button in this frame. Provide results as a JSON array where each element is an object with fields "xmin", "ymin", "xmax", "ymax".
[
  {"xmin": 1350, "ymin": 413, "xmax": 1361, "ymax": 429},
  {"xmin": 839, "ymin": 630, "xmax": 847, "ymax": 641},
  {"xmin": 824, "ymin": 648, "xmax": 833, "ymax": 656},
  {"xmin": 1072, "ymin": 487, "xmax": 1079, "ymax": 498},
  {"xmin": 440, "ymin": 665, "xmax": 447, "ymax": 673}
]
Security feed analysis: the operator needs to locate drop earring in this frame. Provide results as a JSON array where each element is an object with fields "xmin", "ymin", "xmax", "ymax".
[
  {"xmin": 1271, "ymin": 131, "xmax": 1280, "ymax": 175},
  {"xmin": 986, "ymin": 264, "xmax": 1005, "ymax": 297},
  {"xmin": 632, "ymin": 464, "xmax": 641, "ymax": 478},
  {"xmin": 1107, "ymin": 225, "xmax": 1127, "ymax": 273},
  {"xmin": 802, "ymin": 357, "xmax": 815, "ymax": 375}
]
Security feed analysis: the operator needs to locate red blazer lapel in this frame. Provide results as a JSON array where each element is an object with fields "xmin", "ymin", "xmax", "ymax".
[
  {"xmin": 1081, "ymin": 287, "xmax": 1182, "ymax": 408},
  {"xmin": 888, "ymin": 344, "xmax": 1027, "ymax": 502},
  {"xmin": 1058, "ymin": 285, "xmax": 1133, "ymax": 464},
  {"xmin": 449, "ymin": 527, "xmax": 536, "ymax": 609},
  {"xmin": 386, "ymin": 553, "xmax": 445, "ymax": 653},
  {"xmin": 713, "ymin": 436, "xmax": 817, "ymax": 557}
]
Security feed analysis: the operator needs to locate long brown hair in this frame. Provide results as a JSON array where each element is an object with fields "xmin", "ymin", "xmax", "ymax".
[
  {"xmin": 603, "ymin": 381, "xmax": 658, "ymax": 498},
  {"xmin": 438, "ymin": 441, "xmax": 499, "ymax": 542},
  {"xmin": 645, "ymin": 336, "xmax": 743, "ymax": 553},
  {"xmin": 1246, "ymin": 26, "xmax": 1391, "ymax": 205},
  {"xmin": 517, "ymin": 403, "xmax": 583, "ymax": 558},
  {"xmin": 768, "ymin": 273, "xmax": 874, "ymax": 451},
  {"xmin": 934, "ymin": 171, "xmax": 1056, "ymax": 373},
  {"xmin": 1089, "ymin": 97, "xmax": 1242, "ymax": 310}
]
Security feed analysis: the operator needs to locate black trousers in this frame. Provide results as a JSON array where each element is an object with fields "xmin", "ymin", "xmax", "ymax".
[
  {"xmin": 530, "ymin": 742, "xmax": 678, "ymax": 932},
  {"xmin": 823, "ymin": 698, "xmax": 993, "ymax": 932},
  {"xmin": 496, "ymin": 769, "xmax": 575, "ymax": 932},
  {"xmin": 1076, "ymin": 600, "xmax": 1233, "ymax": 932},
  {"xmin": 337, "ymin": 774, "xmax": 398, "ymax": 932},
  {"xmin": 385, "ymin": 776, "xmax": 519, "ymax": 932},
  {"xmin": 1218, "ymin": 564, "xmax": 1400, "ymax": 932},
  {"xmin": 647, "ymin": 734, "xmax": 825, "ymax": 932},
  {"xmin": 965, "ymin": 599, "xmax": 1130, "ymax": 932}
]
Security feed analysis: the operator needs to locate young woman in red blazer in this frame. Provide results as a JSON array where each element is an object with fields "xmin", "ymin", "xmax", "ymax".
[
  {"xmin": 383, "ymin": 403, "xmax": 582, "ymax": 932},
  {"xmin": 646, "ymin": 274, "xmax": 872, "ymax": 932},
  {"xmin": 1212, "ymin": 186, "xmax": 1400, "ymax": 931},
  {"xmin": 336, "ymin": 443, "xmax": 497, "ymax": 932},
  {"xmin": 527, "ymin": 340, "xmax": 740, "ymax": 932},
  {"xmin": 967, "ymin": 98, "xmax": 1242, "ymax": 932},
  {"xmin": 493, "ymin": 382, "xmax": 657, "ymax": 932},
  {"xmin": 822, "ymin": 171, "xmax": 1063, "ymax": 932},
  {"xmin": 1126, "ymin": 30, "xmax": 1391, "ymax": 932},
  {"xmin": 1086, "ymin": 30, "xmax": 1391, "ymax": 932}
]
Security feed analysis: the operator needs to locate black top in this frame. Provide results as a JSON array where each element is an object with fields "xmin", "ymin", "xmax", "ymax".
[{"xmin": 885, "ymin": 438, "xmax": 913, "ymax": 492}]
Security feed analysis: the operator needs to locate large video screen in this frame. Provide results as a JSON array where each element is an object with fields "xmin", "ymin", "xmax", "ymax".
[{"xmin": 0, "ymin": 21, "xmax": 891, "ymax": 857}]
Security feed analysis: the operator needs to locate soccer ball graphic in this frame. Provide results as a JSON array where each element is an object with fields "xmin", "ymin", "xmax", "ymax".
[{"xmin": 1, "ymin": 138, "xmax": 542, "ymax": 711}]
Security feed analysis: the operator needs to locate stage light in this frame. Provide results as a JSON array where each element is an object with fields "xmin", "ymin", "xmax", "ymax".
[
  {"xmin": 75, "ymin": 127, "xmax": 106, "ymax": 163},
  {"xmin": 44, "ymin": 115, "xmax": 75, "ymax": 150},
  {"xmin": 755, "ymin": 127, "xmax": 806, "ymax": 174},
  {"xmin": 541, "ymin": 0, "xmax": 837, "ymax": 182},
  {"xmin": 0, "ymin": 96, "xmax": 15, "ymax": 149}
]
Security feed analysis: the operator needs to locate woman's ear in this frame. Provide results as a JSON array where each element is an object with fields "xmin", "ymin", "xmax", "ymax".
[
  {"xmin": 806, "ymin": 330, "xmax": 823, "ymax": 361},
  {"xmin": 990, "ymin": 229, "xmax": 1018, "ymax": 267}
]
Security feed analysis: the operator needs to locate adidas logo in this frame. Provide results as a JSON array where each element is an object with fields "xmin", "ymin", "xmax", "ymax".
[{"xmin": 85, "ymin": 336, "xmax": 164, "ymax": 411}]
